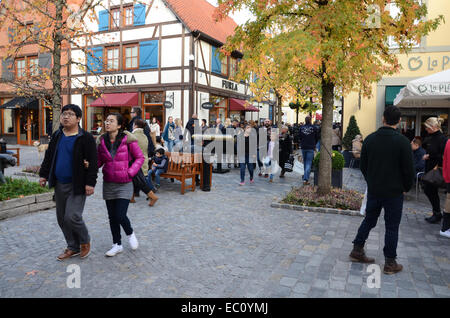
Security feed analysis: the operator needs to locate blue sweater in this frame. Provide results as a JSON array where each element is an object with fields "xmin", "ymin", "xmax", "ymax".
[
  {"xmin": 55, "ymin": 133, "xmax": 77, "ymax": 183},
  {"xmin": 413, "ymin": 147, "xmax": 426, "ymax": 173}
]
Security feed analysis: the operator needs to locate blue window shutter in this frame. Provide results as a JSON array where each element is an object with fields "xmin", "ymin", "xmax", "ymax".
[
  {"xmin": 87, "ymin": 47, "xmax": 103, "ymax": 74},
  {"xmin": 99, "ymin": 10, "xmax": 109, "ymax": 32},
  {"xmin": 134, "ymin": 4, "xmax": 146, "ymax": 26},
  {"xmin": 140, "ymin": 40, "xmax": 158, "ymax": 69},
  {"xmin": 211, "ymin": 46, "xmax": 221, "ymax": 74}
]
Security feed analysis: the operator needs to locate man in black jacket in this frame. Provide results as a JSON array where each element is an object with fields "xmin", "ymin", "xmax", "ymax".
[
  {"xmin": 39, "ymin": 104, "xmax": 98, "ymax": 261},
  {"xmin": 349, "ymin": 106, "xmax": 415, "ymax": 275},
  {"xmin": 299, "ymin": 116, "xmax": 318, "ymax": 184}
]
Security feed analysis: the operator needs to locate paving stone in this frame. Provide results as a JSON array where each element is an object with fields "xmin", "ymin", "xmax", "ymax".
[{"xmin": 279, "ymin": 277, "xmax": 298, "ymax": 288}]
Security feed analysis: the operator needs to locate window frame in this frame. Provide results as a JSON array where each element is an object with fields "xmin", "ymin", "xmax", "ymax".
[
  {"xmin": 123, "ymin": 43, "xmax": 139, "ymax": 70},
  {"xmin": 230, "ymin": 57, "xmax": 238, "ymax": 78},
  {"xmin": 123, "ymin": 6, "xmax": 134, "ymax": 27},
  {"xmin": 15, "ymin": 58, "xmax": 26, "ymax": 79},
  {"xmin": 110, "ymin": 8, "xmax": 121, "ymax": 29},
  {"xmin": 28, "ymin": 56, "xmax": 39, "ymax": 77},
  {"xmin": 105, "ymin": 46, "xmax": 120, "ymax": 71},
  {"xmin": 221, "ymin": 55, "xmax": 229, "ymax": 77}
]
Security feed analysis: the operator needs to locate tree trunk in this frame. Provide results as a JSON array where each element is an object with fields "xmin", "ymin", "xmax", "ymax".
[
  {"xmin": 51, "ymin": 0, "xmax": 63, "ymax": 133},
  {"xmin": 275, "ymin": 91, "xmax": 283, "ymax": 127},
  {"xmin": 317, "ymin": 78, "xmax": 335, "ymax": 196},
  {"xmin": 296, "ymin": 107, "xmax": 299, "ymax": 124}
]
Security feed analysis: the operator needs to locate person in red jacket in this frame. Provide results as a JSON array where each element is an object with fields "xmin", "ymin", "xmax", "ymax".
[{"xmin": 441, "ymin": 139, "xmax": 450, "ymax": 238}]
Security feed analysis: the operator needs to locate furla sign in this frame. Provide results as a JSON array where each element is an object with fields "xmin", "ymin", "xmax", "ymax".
[
  {"xmin": 102, "ymin": 74, "xmax": 137, "ymax": 86},
  {"xmin": 222, "ymin": 80, "xmax": 238, "ymax": 91}
]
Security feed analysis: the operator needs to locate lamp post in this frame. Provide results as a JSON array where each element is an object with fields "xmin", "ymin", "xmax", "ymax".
[{"xmin": 189, "ymin": 53, "xmax": 195, "ymax": 119}]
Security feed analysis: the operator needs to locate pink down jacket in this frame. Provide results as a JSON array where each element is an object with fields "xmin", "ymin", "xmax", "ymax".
[{"xmin": 97, "ymin": 131, "xmax": 144, "ymax": 183}]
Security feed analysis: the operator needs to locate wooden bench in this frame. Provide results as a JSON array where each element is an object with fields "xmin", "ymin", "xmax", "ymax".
[
  {"xmin": 7, "ymin": 147, "xmax": 20, "ymax": 166},
  {"xmin": 159, "ymin": 152, "xmax": 199, "ymax": 195}
]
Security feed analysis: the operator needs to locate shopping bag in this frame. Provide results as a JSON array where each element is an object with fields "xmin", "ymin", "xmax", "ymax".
[{"xmin": 360, "ymin": 188, "xmax": 367, "ymax": 216}]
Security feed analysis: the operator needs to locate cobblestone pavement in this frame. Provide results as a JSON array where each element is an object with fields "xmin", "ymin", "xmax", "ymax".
[{"xmin": 0, "ymin": 146, "xmax": 449, "ymax": 298}]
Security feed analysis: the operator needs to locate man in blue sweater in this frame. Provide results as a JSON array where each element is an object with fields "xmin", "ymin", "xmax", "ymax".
[
  {"xmin": 299, "ymin": 116, "xmax": 319, "ymax": 185},
  {"xmin": 349, "ymin": 106, "xmax": 415, "ymax": 275}
]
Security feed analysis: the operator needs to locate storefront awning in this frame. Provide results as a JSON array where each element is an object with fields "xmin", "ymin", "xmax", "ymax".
[
  {"xmin": 0, "ymin": 97, "xmax": 39, "ymax": 109},
  {"xmin": 385, "ymin": 86, "xmax": 405, "ymax": 106},
  {"xmin": 229, "ymin": 98, "xmax": 260, "ymax": 112},
  {"xmin": 90, "ymin": 93, "xmax": 139, "ymax": 107},
  {"xmin": 394, "ymin": 69, "xmax": 450, "ymax": 108}
]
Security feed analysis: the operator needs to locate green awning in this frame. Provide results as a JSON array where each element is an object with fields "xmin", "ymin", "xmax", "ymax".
[{"xmin": 385, "ymin": 86, "xmax": 405, "ymax": 106}]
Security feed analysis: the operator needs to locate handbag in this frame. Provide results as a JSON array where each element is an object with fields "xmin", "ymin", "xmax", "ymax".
[
  {"xmin": 284, "ymin": 154, "xmax": 294, "ymax": 172},
  {"xmin": 421, "ymin": 165, "xmax": 445, "ymax": 188}
]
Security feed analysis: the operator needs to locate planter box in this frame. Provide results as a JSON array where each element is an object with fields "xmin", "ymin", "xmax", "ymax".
[
  {"xmin": 0, "ymin": 192, "xmax": 55, "ymax": 221},
  {"xmin": 313, "ymin": 168, "xmax": 343, "ymax": 188},
  {"xmin": 271, "ymin": 202, "xmax": 362, "ymax": 217}
]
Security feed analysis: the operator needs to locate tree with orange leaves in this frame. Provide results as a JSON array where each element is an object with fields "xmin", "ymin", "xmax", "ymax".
[
  {"xmin": 0, "ymin": 0, "xmax": 106, "ymax": 133},
  {"xmin": 216, "ymin": 0, "xmax": 443, "ymax": 195}
]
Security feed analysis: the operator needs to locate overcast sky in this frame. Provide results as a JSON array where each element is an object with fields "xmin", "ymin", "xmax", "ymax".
[{"xmin": 206, "ymin": 0, "xmax": 254, "ymax": 25}]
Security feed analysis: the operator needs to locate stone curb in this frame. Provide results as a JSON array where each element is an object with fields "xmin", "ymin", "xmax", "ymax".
[
  {"xmin": 271, "ymin": 202, "xmax": 363, "ymax": 217},
  {"xmin": 13, "ymin": 172, "xmax": 40, "ymax": 178},
  {"xmin": 0, "ymin": 192, "xmax": 55, "ymax": 221}
]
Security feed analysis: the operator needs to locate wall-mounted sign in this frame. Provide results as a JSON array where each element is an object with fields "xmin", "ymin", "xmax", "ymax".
[
  {"xmin": 222, "ymin": 80, "xmax": 238, "ymax": 91},
  {"xmin": 163, "ymin": 101, "xmax": 173, "ymax": 108},
  {"xmin": 201, "ymin": 102, "xmax": 214, "ymax": 109},
  {"xmin": 407, "ymin": 55, "xmax": 450, "ymax": 72},
  {"xmin": 102, "ymin": 74, "xmax": 137, "ymax": 85}
]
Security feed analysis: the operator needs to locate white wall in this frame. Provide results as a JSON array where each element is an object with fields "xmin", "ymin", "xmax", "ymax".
[
  {"xmin": 165, "ymin": 90, "xmax": 181, "ymax": 120},
  {"xmin": 161, "ymin": 38, "xmax": 182, "ymax": 68}
]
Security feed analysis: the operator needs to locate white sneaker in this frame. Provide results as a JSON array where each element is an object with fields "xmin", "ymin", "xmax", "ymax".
[
  {"xmin": 128, "ymin": 232, "xmax": 139, "ymax": 250},
  {"xmin": 439, "ymin": 229, "xmax": 450, "ymax": 238},
  {"xmin": 105, "ymin": 244, "xmax": 123, "ymax": 257}
]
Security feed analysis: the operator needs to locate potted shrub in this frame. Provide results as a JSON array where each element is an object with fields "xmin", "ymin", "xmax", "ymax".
[{"xmin": 312, "ymin": 150, "xmax": 345, "ymax": 188}]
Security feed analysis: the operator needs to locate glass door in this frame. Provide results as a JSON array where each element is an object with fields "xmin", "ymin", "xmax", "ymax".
[{"xmin": 17, "ymin": 108, "xmax": 39, "ymax": 145}]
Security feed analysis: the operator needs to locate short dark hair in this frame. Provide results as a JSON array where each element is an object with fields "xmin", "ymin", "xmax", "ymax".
[
  {"xmin": 305, "ymin": 116, "xmax": 312, "ymax": 125},
  {"xmin": 132, "ymin": 107, "xmax": 142, "ymax": 117},
  {"xmin": 61, "ymin": 104, "xmax": 82, "ymax": 118},
  {"xmin": 134, "ymin": 118, "xmax": 145, "ymax": 129},
  {"xmin": 202, "ymin": 119, "xmax": 207, "ymax": 124},
  {"xmin": 156, "ymin": 148, "xmax": 165, "ymax": 155},
  {"xmin": 412, "ymin": 136, "xmax": 422, "ymax": 147},
  {"xmin": 106, "ymin": 112, "xmax": 124, "ymax": 132},
  {"xmin": 383, "ymin": 106, "xmax": 401, "ymax": 125}
]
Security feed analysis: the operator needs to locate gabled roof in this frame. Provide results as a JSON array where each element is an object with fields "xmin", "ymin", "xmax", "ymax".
[{"xmin": 164, "ymin": 0, "xmax": 238, "ymax": 45}]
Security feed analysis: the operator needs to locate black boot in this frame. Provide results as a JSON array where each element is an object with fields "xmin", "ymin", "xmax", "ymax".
[
  {"xmin": 425, "ymin": 212, "xmax": 442, "ymax": 224},
  {"xmin": 349, "ymin": 244, "xmax": 375, "ymax": 263},
  {"xmin": 441, "ymin": 213, "xmax": 450, "ymax": 232},
  {"xmin": 384, "ymin": 258, "xmax": 403, "ymax": 275}
]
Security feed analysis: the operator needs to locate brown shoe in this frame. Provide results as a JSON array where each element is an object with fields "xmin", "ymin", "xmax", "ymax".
[
  {"xmin": 384, "ymin": 258, "xmax": 403, "ymax": 275},
  {"xmin": 147, "ymin": 191, "xmax": 158, "ymax": 207},
  {"xmin": 80, "ymin": 242, "xmax": 91, "ymax": 259},
  {"xmin": 349, "ymin": 245, "xmax": 375, "ymax": 263},
  {"xmin": 57, "ymin": 249, "xmax": 80, "ymax": 261}
]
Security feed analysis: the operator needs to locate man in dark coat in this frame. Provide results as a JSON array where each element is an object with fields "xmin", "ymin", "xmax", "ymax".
[
  {"xmin": 39, "ymin": 104, "xmax": 98, "ymax": 261},
  {"xmin": 349, "ymin": 106, "xmax": 415, "ymax": 275}
]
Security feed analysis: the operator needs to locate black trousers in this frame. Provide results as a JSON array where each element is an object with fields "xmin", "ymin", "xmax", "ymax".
[{"xmin": 423, "ymin": 182, "xmax": 441, "ymax": 214}]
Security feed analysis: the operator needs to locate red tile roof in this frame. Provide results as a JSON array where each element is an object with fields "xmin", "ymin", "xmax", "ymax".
[{"xmin": 164, "ymin": 0, "xmax": 238, "ymax": 45}]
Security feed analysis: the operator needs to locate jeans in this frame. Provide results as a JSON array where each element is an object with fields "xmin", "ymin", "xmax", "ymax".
[
  {"xmin": 301, "ymin": 149, "xmax": 315, "ymax": 181},
  {"xmin": 166, "ymin": 140, "xmax": 175, "ymax": 152},
  {"xmin": 147, "ymin": 168, "xmax": 164, "ymax": 190},
  {"xmin": 240, "ymin": 156, "xmax": 254, "ymax": 182},
  {"xmin": 105, "ymin": 199, "xmax": 133, "ymax": 245},
  {"xmin": 353, "ymin": 194, "xmax": 403, "ymax": 259},
  {"xmin": 423, "ymin": 182, "xmax": 441, "ymax": 214}
]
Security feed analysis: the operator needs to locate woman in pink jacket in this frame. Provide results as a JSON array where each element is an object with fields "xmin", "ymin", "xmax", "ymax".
[
  {"xmin": 441, "ymin": 139, "xmax": 450, "ymax": 238},
  {"xmin": 97, "ymin": 113, "xmax": 145, "ymax": 256}
]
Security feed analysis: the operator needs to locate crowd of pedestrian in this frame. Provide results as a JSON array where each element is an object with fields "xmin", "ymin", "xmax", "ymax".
[{"xmin": 37, "ymin": 103, "xmax": 449, "ymax": 272}]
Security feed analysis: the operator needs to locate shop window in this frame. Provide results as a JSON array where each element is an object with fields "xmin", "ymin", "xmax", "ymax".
[
  {"xmin": 42, "ymin": 100, "xmax": 53, "ymax": 136},
  {"xmin": 3, "ymin": 109, "xmax": 15, "ymax": 134},
  {"xmin": 106, "ymin": 46, "xmax": 120, "ymax": 71},
  {"xmin": 124, "ymin": 44, "xmax": 138, "ymax": 70},
  {"xmin": 143, "ymin": 92, "xmax": 164, "ymax": 104},
  {"xmin": 110, "ymin": 8, "xmax": 120, "ymax": 29},
  {"xmin": 86, "ymin": 95, "xmax": 104, "ymax": 136}
]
